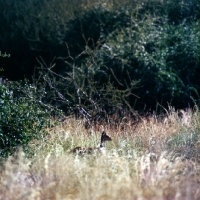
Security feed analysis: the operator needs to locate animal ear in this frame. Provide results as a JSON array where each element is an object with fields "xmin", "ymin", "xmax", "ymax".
[
  {"xmin": 107, "ymin": 135, "xmax": 112, "ymax": 141},
  {"xmin": 102, "ymin": 131, "xmax": 106, "ymax": 135}
]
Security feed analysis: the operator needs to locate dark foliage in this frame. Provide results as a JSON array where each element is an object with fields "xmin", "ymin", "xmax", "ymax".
[
  {"xmin": 0, "ymin": 80, "xmax": 63, "ymax": 157},
  {"xmin": 0, "ymin": 0, "xmax": 200, "ymax": 111}
]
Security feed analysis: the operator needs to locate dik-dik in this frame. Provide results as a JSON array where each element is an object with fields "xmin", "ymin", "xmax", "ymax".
[{"xmin": 71, "ymin": 131, "xmax": 112, "ymax": 155}]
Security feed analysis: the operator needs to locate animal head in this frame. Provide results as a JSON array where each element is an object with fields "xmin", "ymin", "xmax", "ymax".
[{"xmin": 101, "ymin": 131, "xmax": 112, "ymax": 142}]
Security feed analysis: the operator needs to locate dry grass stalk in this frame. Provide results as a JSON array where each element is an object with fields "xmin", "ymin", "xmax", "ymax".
[{"xmin": 0, "ymin": 110, "xmax": 200, "ymax": 199}]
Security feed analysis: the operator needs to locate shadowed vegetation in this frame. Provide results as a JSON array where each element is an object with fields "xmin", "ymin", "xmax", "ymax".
[{"xmin": 0, "ymin": 0, "xmax": 200, "ymax": 110}]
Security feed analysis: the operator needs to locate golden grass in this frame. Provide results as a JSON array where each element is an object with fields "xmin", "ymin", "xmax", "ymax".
[{"xmin": 0, "ymin": 110, "xmax": 200, "ymax": 200}]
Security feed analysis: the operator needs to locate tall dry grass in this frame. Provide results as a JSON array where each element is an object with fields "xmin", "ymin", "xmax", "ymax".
[{"xmin": 0, "ymin": 109, "xmax": 200, "ymax": 200}]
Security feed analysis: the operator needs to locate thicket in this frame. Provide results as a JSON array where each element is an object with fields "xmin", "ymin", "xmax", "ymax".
[
  {"xmin": 0, "ymin": 0, "xmax": 200, "ymax": 115},
  {"xmin": 0, "ymin": 80, "xmax": 63, "ymax": 157}
]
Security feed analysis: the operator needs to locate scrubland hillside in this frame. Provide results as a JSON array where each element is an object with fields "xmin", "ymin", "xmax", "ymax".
[{"xmin": 1, "ymin": 0, "xmax": 200, "ymax": 199}]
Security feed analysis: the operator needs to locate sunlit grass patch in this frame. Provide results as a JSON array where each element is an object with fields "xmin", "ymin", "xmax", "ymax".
[
  {"xmin": 0, "ymin": 109, "xmax": 200, "ymax": 199},
  {"xmin": 1, "ymin": 148, "xmax": 200, "ymax": 199}
]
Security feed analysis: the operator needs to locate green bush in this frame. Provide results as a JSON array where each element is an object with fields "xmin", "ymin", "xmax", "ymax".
[
  {"xmin": 0, "ymin": 0, "xmax": 200, "ymax": 111},
  {"xmin": 50, "ymin": 0, "xmax": 200, "ymax": 110},
  {"xmin": 91, "ymin": 6, "xmax": 200, "ymax": 109},
  {"xmin": 0, "ymin": 80, "xmax": 62, "ymax": 157}
]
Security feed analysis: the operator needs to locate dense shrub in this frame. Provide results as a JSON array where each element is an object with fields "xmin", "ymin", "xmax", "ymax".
[
  {"xmin": 94, "ymin": 15, "xmax": 200, "ymax": 108},
  {"xmin": 0, "ymin": 80, "xmax": 62, "ymax": 157},
  {"xmin": 0, "ymin": 0, "xmax": 200, "ymax": 111}
]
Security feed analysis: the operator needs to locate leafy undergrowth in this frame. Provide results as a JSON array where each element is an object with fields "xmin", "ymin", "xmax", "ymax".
[{"xmin": 0, "ymin": 109, "xmax": 200, "ymax": 200}]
